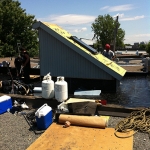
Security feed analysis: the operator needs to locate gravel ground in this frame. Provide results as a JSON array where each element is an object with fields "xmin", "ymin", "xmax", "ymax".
[
  {"xmin": 0, "ymin": 111, "xmax": 41, "ymax": 150},
  {"xmin": 108, "ymin": 117, "xmax": 150, "ymax": 150},
  {"xmin": 1, "ymin": 111, "xmax": 150, "ymax": 150}
]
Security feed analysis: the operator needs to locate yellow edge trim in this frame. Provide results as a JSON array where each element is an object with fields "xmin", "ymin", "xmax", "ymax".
[{"xmin": 43, "ymin": 22, "xmax": 126, "ymax": 77}]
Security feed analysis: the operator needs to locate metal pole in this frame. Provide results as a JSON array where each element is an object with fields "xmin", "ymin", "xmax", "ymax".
[{"xmin": 113, "ymin": 16, "xmax": 119, "ymax": 52}]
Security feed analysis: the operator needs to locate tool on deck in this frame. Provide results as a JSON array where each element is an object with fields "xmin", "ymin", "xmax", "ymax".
[{"xmin": 5, "ymin": 61, "xmax": 14, "ymax": 94}]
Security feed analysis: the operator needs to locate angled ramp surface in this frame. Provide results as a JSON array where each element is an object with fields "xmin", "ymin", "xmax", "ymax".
[{"xmin": 33, "ymin": 21, "xmax": 126, "ymax": 80}]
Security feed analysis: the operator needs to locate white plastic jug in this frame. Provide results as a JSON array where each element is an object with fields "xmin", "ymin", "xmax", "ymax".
[{"xmin": 42, "ymin": 73, "xmax": 54, "ymax": 99}]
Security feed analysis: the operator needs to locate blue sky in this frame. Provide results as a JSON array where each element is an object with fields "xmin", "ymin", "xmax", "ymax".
[{"xmin": 19, "ymin": 0, "xmax": 150, "ymax": 45}]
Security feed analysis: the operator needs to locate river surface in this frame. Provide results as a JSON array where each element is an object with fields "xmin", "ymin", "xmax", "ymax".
[
  {"xmin": 1, "ymin": 74, "xmax": 150, "ymax": 108},
  {"xmin": 101, "ymin": 76, "xmax": 150, "ymax": 108}
]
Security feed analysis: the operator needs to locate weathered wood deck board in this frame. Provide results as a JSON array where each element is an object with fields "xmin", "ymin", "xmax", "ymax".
[{"xmin": 27, "ymin": 123, "xmax": 133, "ymax": 150}]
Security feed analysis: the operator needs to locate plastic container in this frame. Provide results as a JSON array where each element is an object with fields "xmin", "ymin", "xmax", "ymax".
[
  {"xmin": 33, "ymin": 87, "xmax": 42, "ymax": 93},
  {"xmin": 0, "ymin": 95, "xmax": 12, "ymax": 114},
  {"xmin": 33, "ymin": 87, "xmax": 42, "ymax": 97},
  {"xmin": 54, "ymin": 76, "xmax": 68, "ymax": 102},
  {"xmin": 35, "ymin": 103, "xmax": 53, "ymax": 130},
  {"xmin": 42, "ymin": 73, "xmax": 54, "ymax": 99},
  {"xmin": 74, "ymin": 90, "xmax": 101, "ymax": 98},
  {"xmin": 100, "ymin": 100, "xmax": 107, "ymax": 105},
  {"xmin": 57, "ymin": 102, "xmax": 69, "ymax": 112}
]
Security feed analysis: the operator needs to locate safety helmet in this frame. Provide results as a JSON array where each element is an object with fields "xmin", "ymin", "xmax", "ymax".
[{"xmin": 105, "ymin": 44, "xmax": 110, "ymax": 50}]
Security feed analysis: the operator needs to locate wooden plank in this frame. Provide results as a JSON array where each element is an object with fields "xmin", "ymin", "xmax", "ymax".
[
  {"xmin": 98, "ymin": 110, "xmax": 130, "ymax": 117},
  {"xmin": 27, "ymin": 123, "xmax": 133, "ymax": 150},
  {"xmin": 20, "ymin": 75, "xmax": 40, "ymax": 79},
  {"xmin": 66, "ymin": 98, "xmax": 95, "ymax": 104},
  {"xmin": 0, "ymin": 93, "xmax": 60, "ymax": 109},
  {"xmin": 30, "ymin": 75, "xmax": 40, "ymax": 79}
]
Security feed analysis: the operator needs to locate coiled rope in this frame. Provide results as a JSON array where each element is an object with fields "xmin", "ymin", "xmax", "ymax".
[{"xmin": 114, "ymin": 108, "xmax": 150, "ymax": 138}]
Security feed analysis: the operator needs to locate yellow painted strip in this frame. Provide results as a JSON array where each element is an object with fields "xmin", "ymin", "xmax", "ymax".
[{"xmin": 43, "ymin": 22, "xmax": 126, "ymax": 77}]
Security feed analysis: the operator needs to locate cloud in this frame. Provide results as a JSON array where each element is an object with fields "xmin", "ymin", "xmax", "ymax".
[
  {"xmin": 113, "ymin": 14, "xmax": 145, "ymax": 21},
  {"xmin": 38, "ymin": 14, "xmax": 95, "ymax": 25},
  {"xmin": 73, "ymin": 27, "xmax": 87, "ymax": 33},
  {"xmin": 81, "ymin": 27, "xmax": 87, "ymax": 31},
  {"xmin": 120, "ymin": 15, "xmax": 145, "ymax": 21},
  {"xmin": 134, "ymin": 34, "xmax": 150, "ymax": 37},
  {"xmin": 100, "ymin": 6, "xmax": 109, "ymax": 10},
  {"xmin": 124, "ymin": 34, "xmax": 150, "ymax": 44},
  {"xmin": 80, "ymin": 39, "xmax": 94, "ymax": 45},
  {"xmin": 113, "ymin": 13, "xmax": 124, "ymax": 18},
  {"xmin": 100, "ymin": 4, "xmax": 134, "ymax": 12}
]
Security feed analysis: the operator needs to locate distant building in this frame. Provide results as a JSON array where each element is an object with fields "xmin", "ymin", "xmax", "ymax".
[
  {"xmin": 140, "ymin": 42, "xmax": 145, "ymax": 45},
  {"xmin": 133, "ymin": 43, "xmax": 139, "ymax": 49},
  {"xmin": 125, "ymin": 45, "xmax": 132, "ymax": 49}
]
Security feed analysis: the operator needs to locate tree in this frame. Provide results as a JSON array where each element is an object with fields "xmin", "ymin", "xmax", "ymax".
[
  {"xmin": 0, "ymin": 0, "xmax": 38, "ymax": 57},
  {"xmin": 91, "ymin": 14, "xmax": 125, "ymax": 50},
  {"xmin": 139, "ymin": 43, "xmax": 146, "ymax": 50},
  {"xmin": 145, "ymin": 41, "xmax": 150, "ymax": 56}
]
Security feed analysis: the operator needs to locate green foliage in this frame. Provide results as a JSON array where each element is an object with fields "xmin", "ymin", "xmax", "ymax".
[
  {"xmin": 28, "ymin": 47, "xmax": 39, "ymax": 57},
  {"xmin": 0, "ymin": 0, "xmax": 39, "ymax": 57},
  {"xmin": 91, "ymin": 14, "xmax": 125, "ymax": 49},
  {"xmin": 145, "ymin": 41, "xmax": 150, "ymax": 55},
  {"xmin": 139, "ymin": 43, "xmax": 146, "ymax": 49},
  {"xmin": 93, "ymin": 42, "xmax": 103, "ymax": 53}
]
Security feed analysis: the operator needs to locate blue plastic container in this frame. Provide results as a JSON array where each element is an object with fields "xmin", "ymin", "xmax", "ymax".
[
  {"xmin": 35, "ymin": 103, "xmax": 53, "ymax": 130},
  {"xmin": 0, "ymin": 95, "xmax": 12, "ymax": 114}
]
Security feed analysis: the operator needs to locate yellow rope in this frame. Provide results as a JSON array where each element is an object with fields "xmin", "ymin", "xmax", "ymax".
[{"xmin": 114, "ymin": 108, "xmax": 150, "ymax": 138}]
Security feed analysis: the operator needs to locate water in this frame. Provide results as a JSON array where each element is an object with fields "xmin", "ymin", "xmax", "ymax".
[{"xmin": 100, "ymin": 76, "xmax": 150, "ymax": 108}]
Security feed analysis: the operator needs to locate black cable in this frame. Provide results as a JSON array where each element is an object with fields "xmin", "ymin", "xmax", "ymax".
[{"xmin": 23, "ymin": 111, "xmax": 45, "ymax": 135}]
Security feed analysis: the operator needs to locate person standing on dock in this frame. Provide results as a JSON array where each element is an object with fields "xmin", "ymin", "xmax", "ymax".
[
  {"xmin": 14, "ymin": 55, "xmax": 23, "ymax": 77},
  {"xmin": 102, "ymin": 44, "xmax": 115, "ymax": 60},
  {"xmin": 20, "ymin": 47, "xmax": 31, "ymax": 84}
]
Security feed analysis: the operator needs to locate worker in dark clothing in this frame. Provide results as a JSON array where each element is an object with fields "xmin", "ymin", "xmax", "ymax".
[
  {"xmin": 14, "ymin": 56, "xmax": 22, "ymax": 77},
  {"xmin": 20, "ymin": 47, "xmax": 31, "ymax": 84}
]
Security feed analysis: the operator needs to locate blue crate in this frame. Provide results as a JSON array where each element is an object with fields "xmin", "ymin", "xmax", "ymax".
[
  {"xmin": 35, "ymin": 103, "xmax": 53, "ymax": 130},
  {"xmin": 0, "ymin": 95, "xmax": 12, "ymax": 114}
]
